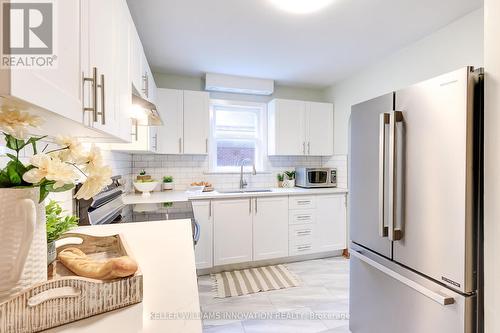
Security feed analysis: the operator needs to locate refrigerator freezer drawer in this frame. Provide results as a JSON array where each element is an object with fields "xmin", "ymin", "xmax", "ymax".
[{"xmin": 350, "ymin": 246, "xmax": 476, "ymax": 333}]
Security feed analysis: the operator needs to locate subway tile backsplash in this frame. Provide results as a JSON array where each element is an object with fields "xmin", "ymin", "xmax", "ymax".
[{"xmin": 130, "ymin": 154, "xmax": 348, "ymax": 191}]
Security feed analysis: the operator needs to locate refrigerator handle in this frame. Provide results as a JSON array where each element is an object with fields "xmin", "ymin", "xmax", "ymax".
[
  {"xmin": 379, "ymin": 113, "xmax": 390, "ymax": 238},
  {"xmin": 351, "ymin": 250, "xmax": 455, "ymax": 306},
  {"xmin": 388, "ymin": 111, "xmax": 404, "ymax": 241}
]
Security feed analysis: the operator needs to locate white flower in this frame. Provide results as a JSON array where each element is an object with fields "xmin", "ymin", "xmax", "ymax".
[
  {"xmin": 54, "ymin": 135, "xmax": 85, "ymax": 163},
  {"xmin": 82, "ymin": 144, "xmax": 105, "ymax": 174},
  {"xmin": 0, "ymin": 107, "xmax": 42, "ymax": 139},
  {"xmin": 22, "ymin": 154, "xmax": 78, "ymax": 188},
  {"xmin": 74, "ymin": 166, "xmax": 113, "ymax": 200}
]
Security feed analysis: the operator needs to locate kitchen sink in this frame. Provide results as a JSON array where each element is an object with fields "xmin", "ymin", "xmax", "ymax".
[{"xmin": 218, "ymin": 189, "xmax": 273, "ymax": 194}]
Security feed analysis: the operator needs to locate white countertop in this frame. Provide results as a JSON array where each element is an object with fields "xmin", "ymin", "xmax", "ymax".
[
  {"xmin": 123, "ymin": 187, "xmax": 348, "ymax": 204},
  {"xmin": 47, "ymin": 220, "xmax": 202, "ymax": 333}
]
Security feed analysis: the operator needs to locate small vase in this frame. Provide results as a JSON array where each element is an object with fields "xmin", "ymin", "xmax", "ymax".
[
  {"xmin": 163, "ymin": 182, "xmax": 174, "ymax": 191},
  {"xmin": 278, "ymin": 181, "xmax": 283, "ymax": 188},
  {"xmin": 47, "ymin": 241, "xmax": 57, "ymax": 265},
  {"xmin": 0, "ymin": 187, "xmax": 47, "ymax": 302},
  {"xmin": 282, "ymin": 179, "xmax": 295, "ymax": 188}
]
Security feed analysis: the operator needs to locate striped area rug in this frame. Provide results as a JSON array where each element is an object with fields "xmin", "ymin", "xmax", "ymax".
[{"xmin": 212, "ymin": 264, "xmax": 300, "ymax": 298}]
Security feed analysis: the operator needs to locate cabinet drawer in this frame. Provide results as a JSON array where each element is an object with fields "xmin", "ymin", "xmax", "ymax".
[
  {"xmin": 289, "ymin": 210, "xmax": 315, "ymax": 225},
  {"xmin": 289, "ymin": 196, "xmax": 316, "ymax": 210},
  {"xmin": 289, "ymin": 224, "xmax": 314, "ymax": 242},
  {"xmin": 289, "ymin": 243, "xmax": 314, "ymax": 256}
]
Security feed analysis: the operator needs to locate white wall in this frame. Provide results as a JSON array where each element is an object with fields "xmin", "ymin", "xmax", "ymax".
[
  {"xmin": 153, "ymin": 73, "xmax": 328, "ymax": 103},
  {"xmin": 324, "ymin": 8, "xmax": 484, "ymax": 154},
  {"xmin": 483, "ymin": 0, "xmax": 499, "ymax": 330}
]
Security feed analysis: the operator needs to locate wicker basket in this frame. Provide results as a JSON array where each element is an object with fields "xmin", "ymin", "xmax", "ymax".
[{"xmin": 0, "ymin": 233, "xmax": 143, "ymax": 333}]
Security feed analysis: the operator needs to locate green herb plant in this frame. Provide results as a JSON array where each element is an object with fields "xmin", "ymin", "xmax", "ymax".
[
  {"xmin": 277, "ymin": 173, "xmax": 284, "ymax": 182},
  {"xmin": 163, "ymin": 176, "xmax": 173, "ymax": 183},
  {"xmin": 284, "ymin": 171, "xmax": 296, "ymax": 180},
  {"xmin": 46, "ymin": 200, "xmax": 78, "ymax": 244}
]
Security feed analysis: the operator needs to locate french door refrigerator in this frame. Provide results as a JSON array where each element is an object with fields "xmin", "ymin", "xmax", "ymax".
[{"xmin": 349, "ymin": 67, "xmax": 483, "ymax": 333}]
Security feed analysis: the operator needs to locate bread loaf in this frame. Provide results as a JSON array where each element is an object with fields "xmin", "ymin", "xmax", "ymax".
[{"xmin": 58, "ymin": 248, "xmax": 138, "ymax": 280}]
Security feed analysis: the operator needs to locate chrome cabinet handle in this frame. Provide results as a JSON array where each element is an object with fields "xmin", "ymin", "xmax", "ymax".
[
  {"xmin": 297, "ymin": 245, "xmax": 312, "ymax": 251},
  {"xmin": 308, "ymin": 142, "xmax": 310, "ymax": 155},
  {"xmin": 82, "ymin": 67, "xmax": 98, "ymax": 122},
  {"xmin": 296, "ymin": 230, "xmax": 311, "ymax": 236},
  {"xmin": 97, "ymin": 74, "xmax": 105, "ymax": 125},
  {"xmin": 303, "ymin": 142, "xmax": 306, "ymax": 155},
  {"xmin": 255, "ymin": 198, "xmax": 258, "ymax": 214},
  {"xmin": 206, "ymin": 138, "xmax": 208, "ymax": 153},
  {"xmin": 351, "ymin": 250, "xmax": 454, "ymax": 306},
  {"xmin": 297, "ymin": 200, "xmax": 311, "ymax": 205},
  {"xmin": 179, "ymin": 138, "xmax": 182, "ymax": 154},
  {"xmin": 388, "ymin": 111, "xmax": 403, "ymax": 241},
  {"xmin": 297, "ymin": 215, "xmax": 311, "ymax": 220},
  {"xmin": 209, "ymin": 201, "xmax": 212, "ymax": 218},
  {"xmin": 379, "ymin": 113, "xmax": 390, "ymax": 238},
  {"xmin": 249, "ymin": 199, "xmax": 252, "ymax": 215}
]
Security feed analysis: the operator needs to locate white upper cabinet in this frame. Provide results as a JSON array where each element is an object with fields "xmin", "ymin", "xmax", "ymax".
[
  {"xmin": 157, "ymin": 88, "xmax": 183, "ymax": 154},
  {"xmin": 130, "ymin": 26, "xmax": 144, "ymax": 97},
  {"xmin": 268, "ymin": 99, "xmax": 307, "ymax": 155},
  {"xmin": 253, "ymin": 197, "xmax": 289, "ymax": 261},
  {"xmin": 268, "ymin": 99, "xmax": 334, "ymax": 156},
  {"xmin": 0, "ymin": 0, "xmax": 83, "ymax": 129},
  {"xmin": 155, "ymin": 88, "xmax": 209, "ymax": 155},
  {"xmin": 307, "ymin": 102, "xmax": 334, "ymax": 156},
  {"xmin": 183, "ymin": 90, "xmax": 209, "ymax": 154}
]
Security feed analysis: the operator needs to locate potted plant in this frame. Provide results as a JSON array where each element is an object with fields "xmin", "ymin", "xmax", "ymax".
[
  {"xmin": 0, "ymin": 107, "xmax": 112, "ymax": 302},
  {"xmin": 162, "ymin": 176, "xmax": 174, "ymax": 191},
  {"xmin": 277, "ymin": 173, "xmax": 284, "ymax": 187},
  {"xmin": 283, "ymin": 171, "xmax": 296, "ymax": 188},
  {"xmin": 137, "ymin": 169, "xmax": 151, "ymax": 182},
  {"xmin": 46, "ymin": 200, "xmax": 78, "ymax": 265}
]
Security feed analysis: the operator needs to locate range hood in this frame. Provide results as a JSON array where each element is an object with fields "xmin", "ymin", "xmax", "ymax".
[{"xmin": 131, "ymin": 92, "xmax": 162, "ymax": 126}]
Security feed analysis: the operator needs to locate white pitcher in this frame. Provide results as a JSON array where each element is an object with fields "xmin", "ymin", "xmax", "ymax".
[{"xmin": 0, "ymin": 188, "xmax": 47, "ymax": 302}]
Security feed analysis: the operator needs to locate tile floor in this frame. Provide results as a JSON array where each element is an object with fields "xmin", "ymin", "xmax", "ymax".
[{"xmin": 198, "ymin": 257, "xmax": 350, "ymax": 333}]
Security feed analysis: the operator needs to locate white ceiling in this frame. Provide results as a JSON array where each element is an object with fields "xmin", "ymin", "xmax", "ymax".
[{"xmin": 127, "ymin": 0, "xmax": 483, "ymax": 88}]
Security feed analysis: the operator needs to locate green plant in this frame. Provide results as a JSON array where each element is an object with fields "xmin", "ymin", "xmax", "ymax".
[
  {"xmin": 45, "ymin": 200, "xmax": 78, "ymax": 243},
  {"xmin": 139, "ymin": 169, "xmax": 146, "ymax": 176},
  {"xmin": 284, "ymin": 171, "xmax": 295, "ymax": 180},
  {"xmin": 163, "ymin": 176, "xmax": 173, "ymax": 183},
  {"xmin": 277, "ymin": 173, "xmax": 284, "ymax": 182}
]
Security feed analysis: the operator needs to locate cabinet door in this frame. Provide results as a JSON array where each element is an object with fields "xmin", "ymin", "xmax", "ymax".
[
  {"xmin": 193, "ymin": 201, "xmax": 213, "ymax": 269},
  {"xmin": 130, "ymin": 24, "xmax": 143, "ymax": 95},
  {"xmin": 268, "ymin": 99, "xmax": 306, "ymax": 155},
  {"xmin": 9, "ymin": 0, "xmax": 82, "ymax": 123},
  {"xmin": 213, "ymin": 199, "xmax": 253, "ymax": 266},
  {"xmin": 183, "ymin": 90, "xmax": 209, "ymax": 154},
  {"xmin": 84, "ymin": 0, "xmax": 118, "ymax": 136},
  {"xmin": 253, "ymin": 197, "xmax": 289, "ymax": 261},
  {"xmin": 314, "ymin": 195, "xmax": 347, "ymax": 252},
  {"xmin": 114, "ymin": 0, "xmax": 132, "ymax": 142},
  {"xmin": 156, "ymin": 89, "xmax": 183, "ymax": 154},
  {"xmin": 307, "ymin": 102, "xmax": 334, "ymax": 156}
]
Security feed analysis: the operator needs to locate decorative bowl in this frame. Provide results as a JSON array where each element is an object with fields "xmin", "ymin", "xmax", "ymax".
[{"xmin": 133, "ymin": 181, "xmax": 159, "ymax": 197}]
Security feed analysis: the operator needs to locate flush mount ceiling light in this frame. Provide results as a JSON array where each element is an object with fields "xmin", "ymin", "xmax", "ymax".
[{"xmin": 269, "ymin": 0, "xmax": 334, "ymax": 14}]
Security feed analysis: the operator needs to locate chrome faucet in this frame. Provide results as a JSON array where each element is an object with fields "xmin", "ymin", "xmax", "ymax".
[{"xmin": 239, "ymin": 158, "xmax": 256, "ymax": 189}]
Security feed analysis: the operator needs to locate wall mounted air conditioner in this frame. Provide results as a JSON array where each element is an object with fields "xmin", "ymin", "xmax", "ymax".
[{"xmin": 205, "ymin": 73, "xmax": 274, "ymax": 96}]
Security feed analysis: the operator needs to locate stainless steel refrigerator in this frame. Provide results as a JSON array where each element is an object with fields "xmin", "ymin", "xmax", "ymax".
[{"xmin": 349, "ymin": 67, "xmax": 483, "ymax": 333}]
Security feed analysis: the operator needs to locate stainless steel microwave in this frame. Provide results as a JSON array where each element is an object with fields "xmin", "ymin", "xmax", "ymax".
[{"xmin": 295, "ymin": 168, "xmax": 337, "ymax": 188}]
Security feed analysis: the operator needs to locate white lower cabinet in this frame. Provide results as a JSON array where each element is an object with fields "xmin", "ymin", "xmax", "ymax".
[
  {"xmin": 314, "ymin": 194, "xmax": 347, "ymax": 252},
  {"xmin": 203, "ymin": 193, "xmax": 346, "ymax": 269},
  {"xmin": 192, "ymin": 201, "xmax": 213, "ymax": 269},
  {"xmin": 253, "ymin": 197, "xmax": 289, "ymax": 261},
  {"xmin": 213, "ymin": 199, "xmax": 253, "ymax": 266}
]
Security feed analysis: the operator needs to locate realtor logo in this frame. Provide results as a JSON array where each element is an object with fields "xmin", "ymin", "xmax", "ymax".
[{"xmin": 1, "ymin": 1, "xmax": 56, "ymax": 68}]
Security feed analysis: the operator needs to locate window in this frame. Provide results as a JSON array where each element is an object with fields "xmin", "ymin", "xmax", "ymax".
[{"xmin": 209, "ymin": 100, "xmax": 265, "ymax": 172}]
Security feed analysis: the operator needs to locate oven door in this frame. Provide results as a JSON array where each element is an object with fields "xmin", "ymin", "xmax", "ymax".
[{"xmin": 307, "ymin": 170, "xmax": 329, "ymax": 187}]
